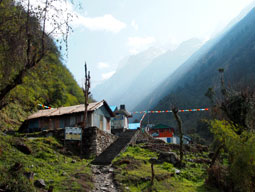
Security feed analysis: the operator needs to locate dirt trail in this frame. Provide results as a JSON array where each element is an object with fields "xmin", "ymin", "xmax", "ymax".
[{"xmin": 91, "ymin": 165, "xmax": 118, "ymax": 192}]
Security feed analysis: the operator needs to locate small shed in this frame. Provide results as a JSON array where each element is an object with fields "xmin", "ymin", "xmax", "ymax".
[{"xmin": 20, "ymin": 100, "xmax": 114, "ymax": 133}]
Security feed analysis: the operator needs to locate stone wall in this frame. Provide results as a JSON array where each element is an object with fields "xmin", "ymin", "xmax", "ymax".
[
  {"xmin": 83, "ymin": 127, "xmax": 118, "ymax": 158},
  {"xmin": 22, "ymin": 127, "xmax": 118, "ymax": 158},
  {"xmin": 136, "ymin": 130, "xmax": 155, "ymax": 144}
]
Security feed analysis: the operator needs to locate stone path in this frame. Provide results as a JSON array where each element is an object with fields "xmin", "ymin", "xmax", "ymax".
[{"xmin": 91, "ymin": 165, "xmax": 118, "ymax": 192}]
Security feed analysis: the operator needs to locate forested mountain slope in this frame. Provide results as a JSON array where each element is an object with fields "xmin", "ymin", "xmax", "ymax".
[
  {"xmin": 136, "ymin": 8, "xmax": 255, "ymax": 134},
  {"xmin": 0, "ymin": 1, "xmax": 85, "ymax": 131}
]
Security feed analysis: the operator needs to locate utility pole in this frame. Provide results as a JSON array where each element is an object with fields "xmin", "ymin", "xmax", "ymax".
[{"xmin": 81, "ymin": 62, "xmax": 90, "ymax": 155}]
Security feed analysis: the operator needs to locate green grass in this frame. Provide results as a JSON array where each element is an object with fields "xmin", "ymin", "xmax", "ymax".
[
  {"xmin": 0, "ymin": 134, "xmax": 93, "ymax": 192},
  {"xmin": 113, "ymin": 145, "xmax": 219, "ymax": 192}
]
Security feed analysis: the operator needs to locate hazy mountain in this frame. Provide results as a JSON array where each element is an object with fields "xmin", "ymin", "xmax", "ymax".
[
  {"xmin": 92, "ymin": 39, "xmax": 202, "ymax": 110},
  {"xmin": 117, "ymin": 39, "xmax": 202, "ymax": 110},
  {"xmin": 136, "ymin": 7, "xmax": 255, "ymax": 133},
  {"xmin": 92, "ymin": 47, "xmax": 164, "ymax": 107}
]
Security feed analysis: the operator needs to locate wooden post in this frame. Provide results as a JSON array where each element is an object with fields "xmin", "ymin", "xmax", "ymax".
[
  {"xmin": 172, "ymin": 106, "xmax": 183, "ymax": 167},
  {"xmin": 149, "ymin": 157, "xmax": 157, "ymax": 186},
  {"xmin": 151, "ymin": 163, "xmax": 154, "ymax": 186}
]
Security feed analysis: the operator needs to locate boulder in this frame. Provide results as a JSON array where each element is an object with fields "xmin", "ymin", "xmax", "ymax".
[
  {"xmin": 174, "ymin": 168, "xmax": 181, "ymax": 175},
  {"xmin": 157, "ymin": 151, "xmax": 180, "ymax": 166},
  {"xmin": 34, "ymin": 179, "xmax": 46, "ymax": 188},
  {"xmin": 14, "ymin": 143, "xmax": 32, "ymax": 155},
  {"xmin": 24, "ymin": 172, "xmax": 34, "ymax": 180},
  {"xmin": 61, "ymin": 171, "xmax": 68, "ymax": 176},
  {"xmin": 71, "ymin": 159, "xmax": 76, "ymax": 163},
  {"xmin": 9, "ymin": 162, "xmax": 23, "ymax": 172}
]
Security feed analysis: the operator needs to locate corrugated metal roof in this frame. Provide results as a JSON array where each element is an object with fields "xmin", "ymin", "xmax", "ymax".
[
  {"xmin": 116, "ymin": 109, "xmax": 132, "ymax": 117},
  {"xmin": 151, "ymin": 124, "xmax": 174, "ymax": 129},
  {"xmin": 28, "ymin": 100, "xmax": 106, "ymax": 120}
]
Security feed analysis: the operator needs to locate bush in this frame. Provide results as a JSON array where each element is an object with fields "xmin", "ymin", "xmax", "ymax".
[{"xmin": 210, "ymin": 120, "xmax": 255, "ymax": 191}]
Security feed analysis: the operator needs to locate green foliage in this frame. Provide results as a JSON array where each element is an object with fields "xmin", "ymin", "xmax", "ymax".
[
  {"xmin": 0, "ymin": 1, "xmax": 86, "ymax": 131},
  {"xmin": 210, "ymin": 120, "xmax": 255, "ymax": 191},
  {"xmin": 114, "ymin": 145, "xmax": 158, "ymax": 161},
  {"xmin": 177, "ymin": 165, "xmax": 206, "ymax": 183},
  {"xmin": 113, "ymin": 146, "xmax": 219, "ymax": 192},
  {"xmin": 160, "ymin": 162, "xmax": 174, "ymax": 172},
  {"xmin": 0, "ymin": 134, "xmax": 93, "ymax": 191}
]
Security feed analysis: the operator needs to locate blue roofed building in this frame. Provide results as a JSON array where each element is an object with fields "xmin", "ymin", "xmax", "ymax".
[
  {"xmin": 110, "ymin": 106, "xmax": 118, "ymax": 113},
  {"xmin": 128, "ymin": 123, "xmax": 140, "ymax": 130}
]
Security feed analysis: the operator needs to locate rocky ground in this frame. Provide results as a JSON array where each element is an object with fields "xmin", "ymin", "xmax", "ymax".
[{"xmin": 91, "ymin": 165, "xmax": 118, "ymax": 192}]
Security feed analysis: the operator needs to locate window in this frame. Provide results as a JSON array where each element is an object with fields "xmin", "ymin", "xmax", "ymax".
[
  {"xmin": 100, "ymin": 115, "xmax": 103, "ymax": 130},
  {"xmin": 70, "ymin": 116, "xmax": 76, "ymax": 126}
]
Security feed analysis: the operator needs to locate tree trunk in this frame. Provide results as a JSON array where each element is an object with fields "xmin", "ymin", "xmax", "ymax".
[
  {"xmin": 0, "ymin": 0, "xmax": 45, "ymax": 109},
  {"xmin": 210, "ymin": 144, "xmax": 223, "ymax": 168},
  {"xmin": 172, "ymin": 107, "xmax": 183, "ymax": 167},
  {"xmin": 0, "ymin": 68, "xmax": 25, "ymax": 109}
]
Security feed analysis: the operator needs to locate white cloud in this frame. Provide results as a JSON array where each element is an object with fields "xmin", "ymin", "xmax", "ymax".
[
  {"xmin": 97, "ymin": 62, "xmax": 110, "ymax": 69},
  {"xmin": 74, "ymin": 14, "xmax": 126, "ymax": 33},
  {"xmin": 19, "ymin": 0, "xmax": 126, "ymax": 36},
  {"xmin": 127, "ymin": 36, "xmax": 156, "ymax": 54},
  {"xmin": 131, "ymin": 20, "xmax": 138, "ymax": 31},
  {"xmin": 102, "ymin": 71, "xmax": 115, "ymax": 80}
]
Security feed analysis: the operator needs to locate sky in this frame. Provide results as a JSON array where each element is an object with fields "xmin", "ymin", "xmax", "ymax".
[{"xmin": 28, "ymin": 0, "xmax": 255, "ymax": 88}]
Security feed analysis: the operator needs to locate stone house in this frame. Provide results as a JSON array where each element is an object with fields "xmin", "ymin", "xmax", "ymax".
[
  {"xmin": 111, "ymin": 105, "xmax": 132, "ymax": 130},
  {"xmin": 19, "ymin": 100, "xmax": 114, "ymax": 133}
]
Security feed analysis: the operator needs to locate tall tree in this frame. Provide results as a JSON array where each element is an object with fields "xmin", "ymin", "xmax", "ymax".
[{"xmin": 0, "ymin": 0, "xmax": 73, "ymax": 109}]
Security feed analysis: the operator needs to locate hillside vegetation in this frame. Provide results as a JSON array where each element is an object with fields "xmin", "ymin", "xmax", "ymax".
[
  {"xmin": 0, "ymin": 133, "xmax": 93, "ymax": 191},
  {"xmin": 0, "ymin": 0, "xmax": 86, "ymax": 131},
  {"xmin": 136, "ymin": 7, "xmax": 255, "ymax": 140},
  {"xmin": 112, "ymin": 145, "xmax": 218, "ymax": 192}
]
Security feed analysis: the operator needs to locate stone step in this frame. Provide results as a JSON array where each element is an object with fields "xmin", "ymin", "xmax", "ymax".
[{"xmin": 91, "ymin": 130, "xmax": 138, "ymax": 165}]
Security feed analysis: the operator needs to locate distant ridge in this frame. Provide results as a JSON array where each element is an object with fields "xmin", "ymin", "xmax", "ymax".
[{"xmin": 134, "ymin": 7, "xmax": 255, "ymax": 134}]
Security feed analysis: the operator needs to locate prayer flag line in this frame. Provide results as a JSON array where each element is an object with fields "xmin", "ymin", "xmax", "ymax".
[
  {"xmin": 38, "ymin": 104, "xmax": 52, "ymax": 109},
  {"xmin": 132, "ymin": 108, "xmax": 209, "ymax": 114}
]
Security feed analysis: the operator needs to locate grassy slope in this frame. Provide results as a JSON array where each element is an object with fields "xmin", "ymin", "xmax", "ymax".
[
  {"xmin": 0, "ymin": 52, "xmax": 86, "ymax": 131},
  {"xmin": 113, "ymin": 145, "xmax": 219, "ymax": 192},
  {"xmin": 0, "ymin": 133, "xmax": 93, "ymax": 192}
]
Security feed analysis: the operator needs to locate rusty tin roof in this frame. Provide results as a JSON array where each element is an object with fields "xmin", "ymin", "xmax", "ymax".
[{"xmin": 27, "ymin": 100, "xmax": 114, "ymax": 120}]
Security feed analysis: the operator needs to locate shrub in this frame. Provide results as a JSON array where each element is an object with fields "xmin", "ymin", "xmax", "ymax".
[{"xmin": 210, "ymin": 120, "xmax": 255, "ymax": 191}]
